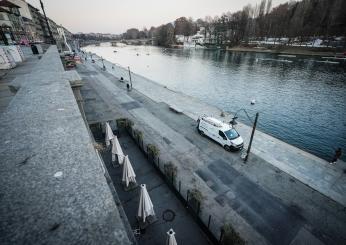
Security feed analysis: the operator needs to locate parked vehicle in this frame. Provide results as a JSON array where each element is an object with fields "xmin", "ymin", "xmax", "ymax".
[{"xmin": 197, "ymin": 116, "xmax": 244, "ymax": 151}]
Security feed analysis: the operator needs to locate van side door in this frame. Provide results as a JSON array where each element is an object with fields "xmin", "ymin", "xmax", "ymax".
[{"xmin": 218, "ymin": 130, "xmax": 228, "ymax": 145}]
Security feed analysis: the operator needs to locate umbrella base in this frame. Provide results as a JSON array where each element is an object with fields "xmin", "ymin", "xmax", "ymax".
[
  {"xmin": 123, "ymin": 182, "xmax": 138, "ymax": 191},
  {"xmin": 137, "ymin": 215, "xmax": 158, "ymax": 229},
  {"xmin": 111, "ymin": 161, "xmax": 121, "ymax": 168}
]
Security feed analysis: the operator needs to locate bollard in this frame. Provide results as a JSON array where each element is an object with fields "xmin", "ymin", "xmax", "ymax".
[
  {"xmin": 186, "ymin": 190, "xmax": 190, "ymax": 205},
  {"xmin": 171, "ymin": 171, "xmax": 174, "ymax": 186},
  {"xmin": 179, "ymin": 181, "xmax": 181, "ymax": 193},
  {"xmin": 208, "ymin": 215, "xmax": 211, "ymax": 229},
  {"xmin": 219, "ymin": 229, "xmax": 225, "ymax": 243}
]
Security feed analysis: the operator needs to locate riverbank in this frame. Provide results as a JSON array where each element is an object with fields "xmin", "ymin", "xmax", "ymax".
[
  {"xmin": 78, "ymin": 52, "xmax": 346, "ymax": 244},
  {"xmin": 227, "ymin": 45, "xmax": 342, "ymax": 56},
  {"xmin": 85, "ymin": 44, "xmax": 346, "ymax": 162}
]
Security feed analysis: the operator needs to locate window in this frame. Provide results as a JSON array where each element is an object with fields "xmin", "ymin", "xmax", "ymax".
[
  {"xmin": 224, "ymin": 129, "xmax": 239, "ymax": 140},
  {"xmin": 219, "ymin": 131, "xmax": 226, "ymax": 139}
]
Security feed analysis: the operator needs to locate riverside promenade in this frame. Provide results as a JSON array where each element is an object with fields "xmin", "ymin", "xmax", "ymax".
[
  {"xmin": 91, "ymin": 53, "xmax": 346, "ymax": 207},
  {"xmin": 0, "ymin": 47, "xmax": 132, "ymax": 244},
  {"xmin": 78, "ymin": 53, "xmax": 346, "ymax": 245}
]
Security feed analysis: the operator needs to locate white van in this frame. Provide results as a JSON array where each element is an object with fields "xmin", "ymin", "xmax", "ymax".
[{"xmin": 197, "ymin": 116, "xmax": 244, "ymax": 151}]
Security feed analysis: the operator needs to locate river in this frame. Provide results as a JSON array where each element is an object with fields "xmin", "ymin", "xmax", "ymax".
[{"xmin": 84, "ymin": 43, "xmax": 346, "ymax": 161}]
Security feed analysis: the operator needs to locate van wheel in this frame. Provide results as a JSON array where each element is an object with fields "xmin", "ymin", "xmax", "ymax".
[
  {"xmin": 199, "ymin": 130, "xmax": 205, "ymax": 136},
  {"xmin": 224, "ymin": 145, "xmax": 231, "ymax": 151}
]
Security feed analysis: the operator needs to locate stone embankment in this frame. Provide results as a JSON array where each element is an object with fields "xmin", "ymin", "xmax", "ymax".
[{"xmin": 0, "ymin": 46, "xmax": 133, "ymax": 245}]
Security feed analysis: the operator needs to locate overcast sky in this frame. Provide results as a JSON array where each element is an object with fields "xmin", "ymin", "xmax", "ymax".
[{"xmin": 26, "ymin": 0, "xmax": 288, "ymax": 34}]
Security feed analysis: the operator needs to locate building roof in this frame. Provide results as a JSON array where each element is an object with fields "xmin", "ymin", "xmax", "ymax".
[
  {"xmin": 0, "ymin": 0, "xmax": 20, "ymax": 8},
  {"xmin": 0, "ymin": 6, "xmax": 10, "ymax": 12}
]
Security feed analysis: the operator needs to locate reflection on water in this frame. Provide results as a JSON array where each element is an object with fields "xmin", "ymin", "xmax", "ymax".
[{"xmin": 85, "ymin": 44, "xmax": 346, "ymax": 161}]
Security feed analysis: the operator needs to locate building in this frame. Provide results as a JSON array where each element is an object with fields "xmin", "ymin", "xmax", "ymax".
[
  {"xmin": 27, "ymin": 3, "xmax": 44, "ymax": 42},
  {"xmin": 0, "ymin": 0, "xmax": 24, "ymax": 45},
  {"xmin": 0, "ymin": 0, "xmax": 72, "ymax": 45}
]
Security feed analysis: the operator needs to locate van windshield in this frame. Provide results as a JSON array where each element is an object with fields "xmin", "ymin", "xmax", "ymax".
[{"xmin": 224, "ymin": 129, "xmax": 239, "ymax": 140}]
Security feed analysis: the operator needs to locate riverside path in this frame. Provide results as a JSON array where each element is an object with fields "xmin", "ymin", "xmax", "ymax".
[{"xmin": 76, "ymin": 53, "xmax": 346, "ymax": 245}]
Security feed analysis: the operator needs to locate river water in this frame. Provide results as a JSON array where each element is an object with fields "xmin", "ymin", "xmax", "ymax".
[{"xmin": 84, "ymin": 44, "xmax": 346, "ymax": 161}]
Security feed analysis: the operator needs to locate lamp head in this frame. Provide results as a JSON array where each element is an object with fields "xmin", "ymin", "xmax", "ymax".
[{"xmin": 230, "ymin": 116, "xmax": 238, "ymax": 126}]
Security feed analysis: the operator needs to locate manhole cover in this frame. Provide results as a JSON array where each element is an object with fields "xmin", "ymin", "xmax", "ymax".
[
  {"xmin": 162, "ymin": 209, "xmax": 175, "ymax": 222},
  {"xmin": 163, "ymin": 137, "xmax": 171, "ymax": 145}
]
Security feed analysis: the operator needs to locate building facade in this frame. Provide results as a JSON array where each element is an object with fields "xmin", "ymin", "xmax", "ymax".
[
  {"xmin": 0, "ymin": 0, "xmax": 24, "ymax": 45},
  {"xmin": 0, "ymin": 0, "xmax": 71, "ymax": 45}
]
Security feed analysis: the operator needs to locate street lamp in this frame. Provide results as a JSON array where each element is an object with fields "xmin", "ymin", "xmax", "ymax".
[
  {"xmin": 229, "ymin": 109, "xmax": 259, "ymax": 163},
  {"xmin": 244, "ymin": 112, "xmax": 259, "ymax": 162},
  {"xmin": 229, "ymin": 108, "xmax": 252, "ymax": 127},
  {"xmin": 39, "ymin": 0, "xmax": 55, "ymax": 44},
  {"xmin": 101, "ymin": 57, "xmax": 106, "ymax": 70}
]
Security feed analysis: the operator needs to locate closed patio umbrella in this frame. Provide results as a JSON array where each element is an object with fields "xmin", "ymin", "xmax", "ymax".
[
  {"xmin": 166, "ymin": 229, "xmax": 177, "ymax": 245},
  {"xmin": 111, "ymin": 136, "xmax": 124, "ymax": 165},
  {"xmin": 137, "ymin": 184, "xmax": 155, "ymax": 223},
  {"xmin": 105, "ymin": 122, "xmax": 114, "ymax": 146},
  {"xmin": 122, "ymin": 155, "xmax": 136, "ymax": 187}
]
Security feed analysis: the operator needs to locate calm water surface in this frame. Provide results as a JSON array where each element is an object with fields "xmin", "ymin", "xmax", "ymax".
[{"xmin": 85, "ymin": 44, "xmax": 346, "ymax": 161}]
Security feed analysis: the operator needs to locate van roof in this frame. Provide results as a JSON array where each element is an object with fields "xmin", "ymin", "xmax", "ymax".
[{"xmin": 201, "ymin": 116, "xmax": 230, "ymax": 130}]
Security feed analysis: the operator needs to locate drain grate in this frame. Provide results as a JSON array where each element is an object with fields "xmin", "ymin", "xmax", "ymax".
[{"xmin": 162, "ymin": 209, "xmax": 175, "ymax": 222}]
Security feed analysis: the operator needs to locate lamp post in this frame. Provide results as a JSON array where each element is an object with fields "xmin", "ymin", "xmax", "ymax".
[
  {"xmin": 230, "ymin": 109, "xmax": 259, "ymax": 163},
  {"xmin": 39, "ymin": 0, "xmax": 55, "ymax": 44},
  {"xmin": 101, "ymin": 57, "xmax": 106, "ymax": 70},
  {"xmin": 128, "ymin": 66, "xmax": 133, "ymax": 90},
  {"xmin": 244, "ymin": 112, "xmax": 259, "ymax": 162}
]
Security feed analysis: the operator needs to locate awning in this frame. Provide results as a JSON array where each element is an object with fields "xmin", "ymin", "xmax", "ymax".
[
  {"xmin": 111, "ymin": 136, "xmax": 124, "ymax": 164},
  {"xmin": 105, "ymin": 122, "xmax": 114, "ymax": 146},
  {"xmin": 137, "ymin": 184, "xmax": 155, "ymax": 223},
  {"xmin": 166, "ymin": 228, "xmax": 178, "ymax": 245},
  {"xmin": 122, "ymin": 155, "xmax": 136, "ymax": 187}
]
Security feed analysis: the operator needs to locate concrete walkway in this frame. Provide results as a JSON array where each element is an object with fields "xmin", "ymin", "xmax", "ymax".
[
  {"xmin": 90, "ymin": 54, "xmax": 346, "ymax": 208},
  {"xmin": 0, "ymin": 47, "xmax": 132, "ymax": 245},
  {"xmin": 77, "ymin": 55, "xmax": 346, "ymax": 245},
  {"xmin": 0, "ymin": 55, "xmax": 40, "ymax": 113}
]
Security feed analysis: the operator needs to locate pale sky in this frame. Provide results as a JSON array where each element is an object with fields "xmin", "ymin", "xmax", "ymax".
[{"xmin": 26, "ymin": 0, "xmax": 288, "ymax": 34}]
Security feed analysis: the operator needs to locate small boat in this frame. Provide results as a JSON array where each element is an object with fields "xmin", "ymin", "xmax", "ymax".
[
  {"xmin": 277, "ymin": 59, "xmax": 293, "ymax": 63},
  {"xmin": 316, "ymin": 60, "xmax": 339, "ymax": 64},
  {"xmin": 251, "ymin": 99, "xmax": 256, "ymax": 105},
  {"xmin": 322, "ymin": 56, "xmax": 346, "ymax": 61},
  {"xmin": 257, "ymin": 58, "xmax": 292, "ymax": 63},
  {"xmin": 278, "ymin": 54, "xmax": 296, "ymax": 58}
]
